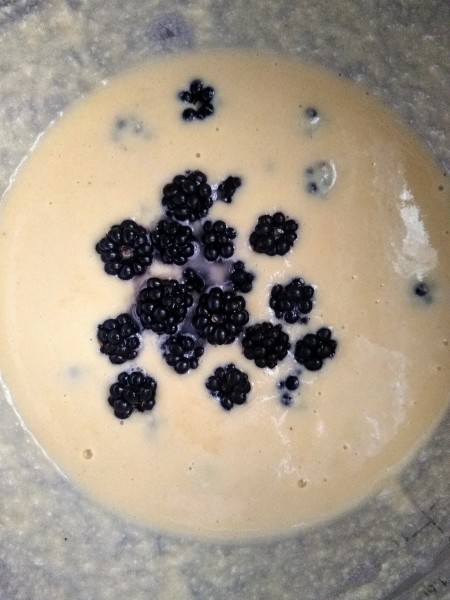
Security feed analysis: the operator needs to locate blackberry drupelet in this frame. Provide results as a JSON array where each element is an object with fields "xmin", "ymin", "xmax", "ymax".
[
  {"xmin": 249, "ymin": 212, "xmax": 298, "ymax": 256},
  {"xmin": 201, "ymin": 220, "xmax": 236, "ymax": 261},
  {"xmin": 136, "ymin": 277, "xmax": 193, "ymax": 335},
  {"xmin": 108, "ymin": 370, "xmax": 157, "ymax": 419},
  {"xmin": 162, "ymin": 170, "xmax": 213, "ymax": 222},
  {"xmin": 278, "ymin": 374, "xmax": 300, "ymax": 406},
  {"xmin": 97, "ymin": 313, "xmax": 140, "ymax": 364},
  {"xmin": 229, "ymin": 261, "xmax": 254, "ymax": 293},
  {"xmin": 179, "ymin": 79, "xmax": 215, "ymax": 121},
  {"xmin": 241, "ymin": 322, "xmax": 290, "ymax": 369},
  {"xmin": 182, "ymin": 267, "xmax": 206, "ymax": 293},
  {"xmin": 151, "ymin": 219, "xmax": 196, "ymax": 266},
  {"xmin": 193, "ymin": 287, "xmax": 249, "ymax": 345},
  {"xmin": 294, "ymin": 327, "xmax": 337, "ymax": 371},
  {"xmin": 216, "ymin": 176, "xmax": 242, "ymax": 203},
  {"xmin": 162, "ymin": 334, "xmax": 204, "ymax": 374},
  {"xmin": 205, "ymin": 364, "xmax": 251, "ymax": 410},
  {"xmin": 269, "ymin": 278, "xmax": 315, "ymax": 323},
  {"xmin": 95, "ymin": 219, "xmax": 153, "ymax": 280}
]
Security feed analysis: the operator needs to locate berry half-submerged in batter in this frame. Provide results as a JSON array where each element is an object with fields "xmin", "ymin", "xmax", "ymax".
[
  {"xmin": 151, "ymin": 219, "xmax": 196, "ymax": 265},
  {"xmin": 97, "ymin": 313, "xmax": 141, "ymax": 365},
  {"xmin": 241, "ymin": 322, "xmax": 291, "ymax": 368},
  {"xmin": 294, "ymin": 327, "xmax": 338, "ymax": 371},
  {"xmin": 205, "ymin": 364, "xmax": 251, "ymax": 410},
  {"xmin": 249, "ymin": 212, "xmax": 299, "ymax": 256},
  {"xmin": 193, "ymin": 287, "xmax": 249, "ymax": 345},
  {"xmin": 161, "ymin": 334, "xmax": 204, "ymax": 374},
  {"xmin": 270, "ymin": 278, "xmax": 315, "ymax": 323},
  {"xmin": 136, "ymin": 278, "xmax": 193, "ymax": 335},
  {"xmin": 162, "ymin": 170, "xmax": 213, "ymax": 222},
  {"xmin": 108, "ymin": 370, "xmax": 157, "ymax": 419},
  {"xmin": 95, "ymin": 219, "xmax": 153, "ymax": 280}
]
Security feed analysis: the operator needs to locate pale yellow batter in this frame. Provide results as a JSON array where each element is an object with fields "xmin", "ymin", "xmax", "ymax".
[{"xmin": 0, "ymin": 53, "xmax": 448, "ymax": 538}]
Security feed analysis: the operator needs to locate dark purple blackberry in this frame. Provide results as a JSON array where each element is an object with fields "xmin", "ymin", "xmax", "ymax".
[
  {"xmin": 179, "ymin": 79, "xmax": 215, "ymax": 121},
  {"xmin": 95, "ymin": 219, "xmax": 153, "ymax": 280},
  {"xmin": 241, "ymin": 322, "xmax": 290, "ymax": 369},
  {"xmin": 136, "ymin": 277, "xmax": 193, "ymax": 335},
  {"xmin": 249, "ymin": 212, "xmax": 298, "ymax": 256},
  {"xmin": 182, "ymin": 267, "xmax": 206, "ymax": 293},
  {"xmin": 201, "ymin": 220, "xmax": 236, "ymax": 261},
  {"xmin": 97, "ymin": 313, "xmax": 140, "ymax": 364},
  {"xmin": 108, "ymin": 370, "xmax": 157, "ymax": 419},
  {"xmin": 216, "ymin": 176, "xmax": 242, "ymax": 203},
  {"xmin": 294, "ymin": 327, "xmax": 337, "ymax": 371},
  {"xmin": 162, "ymin": 170, "xmax": 213, "ymax": 222},
  {"xmin": 229, "ymin": 261, "xmax": 254, "ymax": 293},
  {"xmin": 205, "ymin": 364, "xmax": 251, "ymax": 410},
  {"xmin": 151, "ymin": 219, "xmax": 196, "ymax": 266},
  {"xmin": 162, "ymin": 334, "xmax": 204, "ymax": 374},
  {"xmin": 193, "ymin": 287, "xmax": 249, "ymax": 345},
  {"xmin": 269, "ymin": 278, "xmax": 315, "ymax": 324}
]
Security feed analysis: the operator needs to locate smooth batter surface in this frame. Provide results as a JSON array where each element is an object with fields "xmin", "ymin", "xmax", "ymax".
[{"xmin": 0, "ymin": 53, "xmax": 448, "ymax": 538}]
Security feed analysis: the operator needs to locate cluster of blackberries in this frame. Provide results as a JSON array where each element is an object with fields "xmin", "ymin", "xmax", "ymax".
[
  {"xmin": 94, "ymin": 84, "xmax": 339, "ymax": 418},
  {"xmin": 179, "ymin": 79, "xmax": 215, "ymax": 121},
  {"xmin": 162, "ymin": 334, "xmax": 204, "ymax": 374},
  {"xmin": 205, "ymin": 364, "xmax": 251, "ymax": 410}
]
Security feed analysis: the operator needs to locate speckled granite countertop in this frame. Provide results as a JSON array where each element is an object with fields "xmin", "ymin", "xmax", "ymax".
[{"xmin": 0, "ymin": 1, "xmax": 449, "ymax": 599}]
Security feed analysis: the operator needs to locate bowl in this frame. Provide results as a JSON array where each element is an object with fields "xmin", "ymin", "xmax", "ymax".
[{"xmin": 0, "ymin": 1, "xmax": 448, "ymax": 598}]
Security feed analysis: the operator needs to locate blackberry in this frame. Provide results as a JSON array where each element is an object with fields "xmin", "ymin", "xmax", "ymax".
[
  {"xmin": 162, "ymin": 170, "xmax": 213, "ymax": 222},
  {"xmin": 136, "ymin": 277, "xmax": 193, "ymax": 335},
  {"xmin": 205, "ymin": 364, "xmax": 251, "ymax": 410},
  {"xmin": 95, "ymin": 219, "xmax": 153, "ymax": 280},
  {"xmin": 179, "ymin": 79, "xmax": 215, "ymax": 121},
  {"xmin": 201, "ymin": 220, "xmax": 236, "ymax": 261},
  {"xmin": 216, "ymin": 176, "xmax": 242, "ymax": 203},
  {"xmin": 108, "ymin": 370, "xmax": 157, "ymax": 419},
  {"xmin": 229, "ymin": 261, "xmax": 254, "ymax": 293},
  {"xmin": 162, "ymin": 334, "xmax": 204, "ymax": 374},
  {"xmin": 269, "ymin": 278, "xmax": 315, "ymax": 324},
  {"xmin": 193, "ymin": 287, "xmax": 249, "ymax": 345},
  {"xmin": 182, "ymin": 267, "xmax": 206, "ymax": 293},
  {"xmin": 242, "ymin": 322, "xmax": 290, "ymax": 369},
  {"xmin": 294, "ymin": 327, "xmax": 337, "ymax": 371},
  {"xmin": 249, "ymin": 212, "xmax": 298, "ymax": 256},
  {"xmin": 151, "ymin": 219, "xmax": 196, "ymax": 266},
  {"xmin": 97, "ymin": 313, "xmax": 140, "ymax": 364}
]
